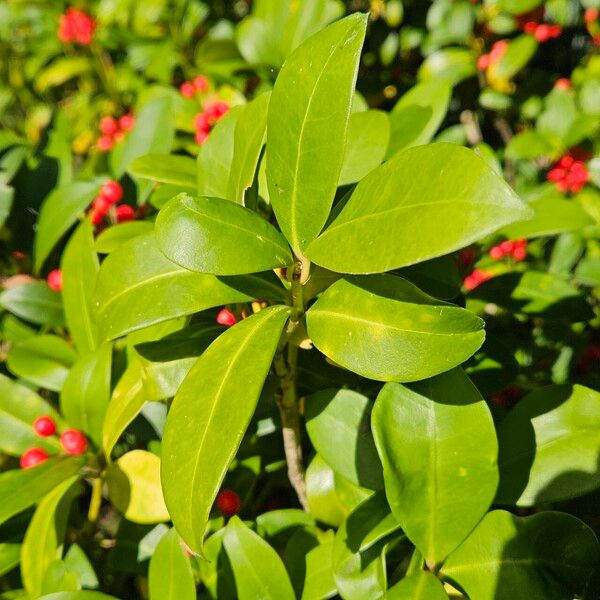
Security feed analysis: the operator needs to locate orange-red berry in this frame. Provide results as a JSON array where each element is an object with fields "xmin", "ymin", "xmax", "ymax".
[
  {"xmin": 60, "ymin": 429, "xmax": 88, "ymax": 455},
  {"xmin": 99, "ymin": 116, "xmax": 119, "ymax": 136},
  {"xmin": 216, "ymin": 308, "xmax": 237, "ymax": 327},
  {"xmin": 216, "ymin": 490, "xmax": 240, "ymax": 516},
  {"xmin": 116, "ymin": 204, "xmax": 135, "ymax": 222},
  {"xmin": 97, "ymin": 136, "xmax": 114, "ymax": 152},
  {"xmin": 180, "ymin": 82, "xmax": 195, "ymax": 97},
  {"xmin": 193, "ymin": 75, "xmax": 209, "ymax": 92},
  {"xmin": 100, "ymin": 180, "xmax": 123, "ymax": 205},
  {"xmin": 33, "ymin": 416, "xmax": 56, "ymax": 437},
  {"xmin": 47, "ymin": 269, "xmax": 63, "ymax": 292},
  {"xmin": 20, "ymin": 447, "xmax": 50, "ymax": 469},
  {"xmin": 118, "ymin": 113, "xmax": 135, "ymax": 131}
]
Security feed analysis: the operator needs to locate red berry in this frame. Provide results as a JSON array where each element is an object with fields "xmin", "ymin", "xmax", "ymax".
[
  {"xmin": 193, "ymin": 75, "xmax": 209, "ymax": 93},
  {"xmin": 113, "ymin": 131, "xmax": 125, "ymax": 143},
  {"xmin": 115, "ymin": 204, "xmax": 135, "ymax": 222},
  {"xmin": 216, "ymin": 308, "xmax": 237, "ymax": 327},
  {"xmin": 92, "ymin": 196, "xmax": 111, "ymax": 212},
  {"xmin": 100, "ymin": 180, "xmax": 123, "ymax": 204},
  {"xmin": 489, "ymin": 40, "xmax": 508, "ymax": 63},
  {"xmin": 47, "ymin": 269, "xmax": 63, "ymax": 292},
  {"xmin": 99, "ymin": 116, "xmax": 119, "ymax": 136},
  {"xmin": 33, "ymin": 416, "xmax": 57, "ymax": 437},
  {"xmin": 534, "ymin": 24, "xmax": 551, "ymax": 42},
  {"xmin": 194, "ymin": 112, "xmax": 210, "ymax": 131},
  {"xmin": 118, "ymin": 113, "xmax": 135, "ymax": 131},
  {"xmin": 585, "ymin": 8, "xmax": 599, "ymax": 22},
  {"xmin": 97, "ymin": 136, "xmax": 114, "ymax": 152},
  {"xmin": 90, "ymin": 206, "xmax": 108, "ymax": 225},
  {"xmin": 180, "ymin": 82, "xmax": 195, "ymax": 98},
  {"xmin": 195, "ymin": 130, "xmax": 210, "ymax": 145},
  {"xmin": 476, "ymin": 54, "xmax": 490, "ymax": 71},
  {"xmin": 512, "ymin": 246, "xmax": 527, "ymax": 261},
  {"xmin": 216, "ymin": 490, "xmax": 240, "ymax": 516},
  {"xmin": 60, "ymin": 429, "xmax": 88, "ymax": 455},
  {"xmin": 489, "ymin": 246, "xmax": 504, "ymax": 260},
  {"xmin": 548, "ymin": 25, "xmax": 562, "ymax": 38},
  {"xmin": 499, "ymin": 240, "xmax": 514, "ymax": 254},
  {"xmin": 523, "ymin": 21, "xmax": 538, "ymax": 34},
  {"xmin": 20, "ymin": 447, "xmax": 50, "ymax": 469},
  {"xmin": 554, "ymin": 78, "xmax": 571, "ymax": 90}
]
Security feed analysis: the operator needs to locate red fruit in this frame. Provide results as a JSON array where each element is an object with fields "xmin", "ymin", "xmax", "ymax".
[
  {"xmin": 476, "ymin": 54, "xmax": 490, "ymax": 71},
  {"xmin": 115, "ymin": 204, "xmax": 135, "ymax": 222},
  {"xmin": 523, "ymin": 21, "xmax": 538, "ymax": 34},
  {"xmin": 99, "ymin": 116, "xmax": 119, "ymax": 136},
  {"xmin": 489, "ymin": 245, "xmax": 504, "ymax": 260},
  {"xmin": 512, "ymin": 246, "xmax": 527, "ymax": 261},
  {"xmin": 60, "ymin": 429, "xmax": 88, "ymax": 455},
  {"xmin": 499, "ymin": 240, "xmax": 514, "ymax": 254},
  {"xmin": 216, "ymin": 490, "xmax": 240, "ymax": 516},
  {"xmin": 97, "ymin": 136, "xmax": 114, "ymax": 152},
  {"xmin": 548, "ymin": 24, "xmax": 562, "ymax": 38},
  {"xmin": 534, "ymin": 24, "xmax": 551, "ymax": 42},
  {"xmin": 20, "ymin": 447, "xmax": 50, "ymax": 469},
  {"xmin": 193, "ymin": 75, "xmax": 209, "ymax": 92},
  {"xmin": 489, "ymin": 40, "xmax": 508, "ymax": 63},
  {"xmin": 217, "ymin": 308, "xmax": 237, "ymax": 327},
  {"xmin": 554, "ymin": 78, "xmax": 571, "ymax": 90},
  {"xmin": 195, "ymin": 130, "xmax": 210, "ymax": 145},
  {"xmin": 194, "ymin": 112, "xmax": 210, "ymax": 131},
  {"xmin": 180, "ymin": 82, "xmax": 195, "ymax": 98},
  {"xmin": 100, "ymin": 180, "xmax": 123, "ymax": 204},
  {"xmin": 90, "ymin": 207, "xmax": 107, "ymax": 225},
  {"xmin": 205, "ymin": 101, "xmax": 229, "ymax": 121},
  {"xmin": 113, "ymin": 131, "xmax": 125, "ymax": 143},
  {"xmin": 92, "ymin": 196, "xmax": 110, "ymax": 213},
  {"xmin": 47, "ymin": 269, "xmax": 63, "ymax": 292},
  {"xmin": 33, "ymin": 416, "xmax": 57, "ymax": 437},
  {"xmin": 58, "ymin": 8, "xmax": 96, "ymax": 45},
  {"xmin": 585, "ymin": 8, "xmax": 599, "ymax": 22},
  {"xmin": 118, "ymin": 113, "xmax": 135, "ymax": 131}
]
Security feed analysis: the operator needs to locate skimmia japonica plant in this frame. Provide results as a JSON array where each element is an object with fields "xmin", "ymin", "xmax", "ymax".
[{"xmin": 1, "ymin": 2, "xmax": 600, "ymax": 600}]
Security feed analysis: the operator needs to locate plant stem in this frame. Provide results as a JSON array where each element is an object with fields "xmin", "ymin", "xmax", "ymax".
[
  {"xmin": 88, "ymin": 476, "xmax": 103, "ymax": 522},
  {"xmin": 274, "ymin": 258, "xmax": 309, "ymax": 510}
]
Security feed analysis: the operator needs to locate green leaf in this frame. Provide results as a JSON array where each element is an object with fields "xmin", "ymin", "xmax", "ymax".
[
  {"xmin": 339, "ymin": 110, "xmax": 390, "ymax": 186},
  {"xmin": 156, "ymin": 194, "xmax": 292, "ymax": 275},
  {"xmin": 227, "ymin": 92, "xmax": 270, "ymax": 204},
  {"xmin": 306, "ymin": 276, "xmax": 485, "ymax": 382},
  {"xmin": 95, "ymin": 233, "xmax": 281, "ymax": 340},
  {"xmin": 0, "ymin": 282, "xmax": 64, "ymax": 327},
  {"xmin": 266, "ymin": 13, "xmax": 367, "ymax": 254},
  {"xmin": 7, "ymin": 334, "xmax": 78, "ymax": 392},
  {"xmin": 387, "ymin": 80, "xmax": 451, "ymax": 157},
  {"xmin": 223, "ymin": 516, "xmax": 295, "ymax": 600},
  {"xmin": 129, "ymin": 154, "xmax": 197, "ymax": 190},
  {"xmin": 148, "ymin": 528, "xmax": 195, "ymax": 600},
  {"xmin": 306, "ymin": 144, "xmax": 533, "ymax": 274},
  {"xmin": 60, "ymin": 343, "xmax": 112, "ymax": 447},
  {"xmin": 198, "ymin": 107, "xmax": 243, "ymax": 198},
  {"xmin": 496, "ymin": 384, "xmax": 600, "ymax": 506},
  {"xmin": 34, "ymin": 57, "xmax": 91, "ymax": 92},
  {"xmin": 305, "ymin": 388, "xmax": 383, "ymax": 489},
  {"xmin": 110, "ymin": 96, "xmax": 175, "ymax": 178},
  {"xmin": 21, "ymin": 476, "xmax": 81, "ymax": 599},
  {"xmin": 0, "ymin": 374, "xmax": 62, "ymax": 456},
  {"xmin": 489, "ymin": 35, "xmax": 537, "ymax": 81},
  {"xmin": 372, "ymin": 369, "xmax": 498, "ymax": 565},
  {"xmin": 39, "ymin": 593, "xmax": 119, "ymax": 600},
  {"xmin": 0, "ymin": 457, "xmax": 83, "ymax": 526},
  {"xmin": 95, "ymin": 222, "xmax": 155, "ymax": 254},
  {"xmin": 418, "ymin": 48, "xmax": 476, "ymax": 86},
  {"xmin": 505, "ymin": 130, "xmax": 556, "ymax": 160},
  {"xmin": 33, "ymin": 181, "xmax": 100, "ymax": 273},
  {"xmin": 387, "ymin": 572, "xmax": 448, "ymax": 599},
  {"xmin": 332, "ymin": 494, "xmax": 402, "ymax": 600},
  {"xmin": 442, "ymin": 510, "xmax": 600, "ymax": 600},
  {"xmin": 0, "ymin": 543, "xmax": 21, "ymax": 577},
  {"xmin": 63, "ymin": 544, "xmax": 98, "ymax": 590},
  {"xmin": 107, "ymin": 450, "xmax": 169, "ymax": 524},
  {"xmin": 61, "ymin": 220, "xmax": 99, "ymax": 355},
  {"xmin": 102, "ymin": 360, "xmax": 146, "ymax": 459},
  {"xmin": 161, "ymin": 305, "xmax": 291, "ymax": 553}
]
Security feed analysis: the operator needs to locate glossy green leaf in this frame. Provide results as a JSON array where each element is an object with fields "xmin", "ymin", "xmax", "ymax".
[
  {"xmin": 94, "ymin": 222, "xmax": 155, "ymax": 254},
  {"xmin": 61, "ymin": 220, "xmax": 99, "ymax": 354},
  {"xmin": 102, "ymin": 360, "xmax": 146, "ymax": 459},
  {"xmin": 0, "ymin": 543, "xmax": 21, "ymax": 577},
  {"xmin": 33, "ymin": 181, "xmax": 100, "ymax": 273},
  {"xmin": 496, "ymin": 385, "xmax": 600, "ymax": 506},
  {"xmin": 490, "ymin": 35, "xmax": 537, "ymax": 81},
  {"xmin": 21, "ymin": 476, "xmax": 81, "ymax": 599},
  {"xmin": 107, "ymin": 450, "xmax": 169, "ymax": 523},
  {"xmin": 442, "ymin": 510, "xmax": 600, "ymax": 600},
  {"xmin": 148, "ymin": 528, "xmax": 195, "ymax": 600},
  {"xmin": 60, "ymin": 343, "xmax": 112, "ymax": 447},
  {"xmin": 306, "ymin": 144, "xmax": 533, "ymax": 274},
  {"xmin": 387, "ymin": 571, "xmax": 448, "ymax": 599},
  {"xmin": 161, "ymin": 305, "xmax": 291, "ymax": 553},
  {"xmin": 0, "ymin": 457, "xmax": 83, "ymax": 526},
  {"xmin": 39, "ymin": 593, "xmax": 119, "ymax": 600},
  {"xmin": 339, "ymin": 110, "xmax": 390, "ymax": 185},
  {"xmin": 223, "ymin": 516, "xmax": 295, "ymax": 600},
  {"xmin": 306, "ymin": 276, "xmax": 485, "ymax": 382},
  {"xmin": 296, "ymin": 532, "xmax": 337, "ymax": 600},
  {"xmin": 227, "ymin": 92, "xmax": 270, "ymax": 204},
  {"xmin": 129, "ymin": 154, "xmax": 197, "ymax": 189},
  {"xmin": 266, "ymin": 13, "xmax": 367, "ymax": 254},
  {"xmin": 0, "ymin": 282, "xmax": 64, "ymax": 327},
  {"xmin": 63, "ymin": 544, "xmax": 98, "ymax": 590},
  {"xmin": 197, "ymin": 107, "xmax": 242, "ymax": 198},
  {"xmin": 156, "ymin": 194, "xmax": 292, "ymax": 275},
  {"xmin": 387, "ymin": 80, "xmax": 451, "ymax": 157},
  {"xmin": 305, "ymin": 388, "xmax": 383, "ymax": 489},
  {"xmin": 95, "ymin": 233, "xmax": 281, "ymax": 340},
  {"xmin": 0, "ymin": 374, "xmax": 62, "ymax": 456},
  {"xmin": 372, "ymin": 369, "xmax": 498, "ymax": 565},
  {"xmin": 418, "ymin": 48, "xmax": 476, "ymax": 85},
  {"xmin": 7, "ymin": 334, "xmax": 78, "ymax": 392}
]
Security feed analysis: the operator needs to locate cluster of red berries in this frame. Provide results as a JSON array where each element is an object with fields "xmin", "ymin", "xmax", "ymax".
[
  {"xmin": 179, "ymin": 75, "xmax": 210, "ymax": 98},
  {"xmin": 522, "ymin": 21, "xmax": 562, "ymax": 42},
  {"xmin": 216, "ymin": 489, "xmax": 240, "ymax": 516},
  {"xmin": 476, "ymin": 40, "xmax": 508, "ymax": 71},
  {"xmin": 194, "ymin": 102, "xmax": 230, "ymax": 145},
  {"xmin": 489, "ymin": 238, "xmax": 527, "ymax": 262},
  {"xmin": 489, "ymin": 386, "xmax": 523, "ymax": 408},
  {"xmin": 546, "ymin": 150, "xmax": 591, "ymax": 194},
  {"xmin": 463, "ymin": 268, "xmax": 493, "ymax": 291},
  {"xmin": 20, "ymin": 416, "xmax": 88, "ymax": 469},
  {"xmin": 89, "ymin": 180, "xmax": 135, "ymax": 225},
  {"xmin": 97, "ymin": 114, "xmax": 135, "ymax": 152},
  {"xmin": 58, "ymin": 8, "xmax": 96, "ymax": 45},
  {"xmin": 216, "ymin": 308, "xmax": 237, "ymax": 327}
]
